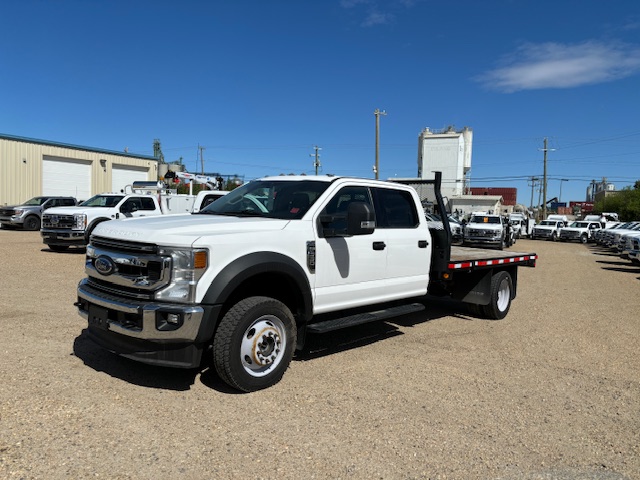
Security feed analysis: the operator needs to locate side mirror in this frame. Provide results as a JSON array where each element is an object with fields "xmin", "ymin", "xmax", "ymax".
[
  {"xmin": 319, "ymin": 201, "xmax": 375, "ymax": 237},
  {"xmin": 346, "ymin": 201, "xmax": 375, "ymax": 236}
]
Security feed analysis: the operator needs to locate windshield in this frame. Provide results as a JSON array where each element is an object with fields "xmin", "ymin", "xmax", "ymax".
[
  {"xmin": 199, "ymin": 179, "xmax": 330, "ymax": 219},
  {"xmin": 80, "ymin": 195, "xmax": 125, "ymax": 207},
  {"xmin": 571, "ymin": 222, "xmax": 589, "ymax": 228},
  {"xmin": 21, "ymin": 197, "xmax": 48, "ymax": 206},
  {"xmin": 469, "ymin": 215, "xmax": 501, "ymax": 224},
  {"xmin": 539, "ymin": 220, "xmax": 556, "ymax": 226}
]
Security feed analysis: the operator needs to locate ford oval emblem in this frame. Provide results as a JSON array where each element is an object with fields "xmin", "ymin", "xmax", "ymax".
[{"xmin": 94, "ymin": 255, "xmax": 116, "ymax": 276}]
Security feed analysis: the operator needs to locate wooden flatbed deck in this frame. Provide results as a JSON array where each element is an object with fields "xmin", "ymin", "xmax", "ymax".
[{"xmin": 450, "ymin": 246, "xmax": 536, "ymax": 262}]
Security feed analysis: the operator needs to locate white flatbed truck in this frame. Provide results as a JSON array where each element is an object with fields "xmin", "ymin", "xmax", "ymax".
[{"xmin": 75, "ymin": 172, "xmax": 537, "ymax": 391}]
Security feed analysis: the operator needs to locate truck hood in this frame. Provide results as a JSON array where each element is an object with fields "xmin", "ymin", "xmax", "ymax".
[
  {"xmin": 466, "ymin": 224, "xmax": 502, "ymax": 231},
  {"xmin": 43, "ymin": 206, "xmax": 106, "ymax": 215},
  {"xmin": 92, "ymin": 213, "xmax": 290, "ymax": 246},
  {"xmin": 0, "ymin": 205, "xmax": 39, "ymax": 212}
]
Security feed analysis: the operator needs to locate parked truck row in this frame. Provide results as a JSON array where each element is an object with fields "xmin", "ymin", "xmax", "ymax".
[{"xmin": 595, "ymin": 220, "xmax": 640, "ymax": 265}]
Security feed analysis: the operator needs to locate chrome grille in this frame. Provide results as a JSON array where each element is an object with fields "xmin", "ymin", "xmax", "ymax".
[
  {"xmin": 85, "ymin": 240, "xmax": 172, "ymax": 297},
  {"xmin": 42, "ymin": 214, "xmax": 75, "ymax": 229}
]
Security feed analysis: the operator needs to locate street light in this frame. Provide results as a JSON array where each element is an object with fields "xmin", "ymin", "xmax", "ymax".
[
  {"xmin": 559, "ymin": 178, "xmax": 568, "ymax": 203},
  {"xmin": 374, "ymin": 109, "xmax": 386, "ymax": 180}
]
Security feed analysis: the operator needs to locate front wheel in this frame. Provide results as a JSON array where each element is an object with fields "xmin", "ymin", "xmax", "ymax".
[
  {"xmin": 23, "ymin": 215, "xmax": 41, "ymax": 231},
  {"xmin": 481, "ymin": 271, "xmax": 513, "ymax": 320},
  {"xmin": 580, "ymin": 234, "xmax": 588, "ymax": 244},
  {"xmin": 213, "ymin": 296, "xmax": 296, "ymax": 392}
]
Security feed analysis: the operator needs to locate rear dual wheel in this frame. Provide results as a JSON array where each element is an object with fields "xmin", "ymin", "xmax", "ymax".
[
  {"xmin": 465, "ymin": 271, "xmax": 513, "ymax": 320},
  {"xmin": 482, "ymin": 271, "xmax": 513, "ymax": 319}
]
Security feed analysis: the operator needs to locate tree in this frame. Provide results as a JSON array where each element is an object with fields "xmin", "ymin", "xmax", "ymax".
[{"xmin": 594, "ymin": 187, "xmax": 640, "ymax": 221}]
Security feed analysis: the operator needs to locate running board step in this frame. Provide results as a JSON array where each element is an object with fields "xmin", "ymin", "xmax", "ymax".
[{"xmin": 306, "ymin": 303, "xmax": 425, "ymax": 334}]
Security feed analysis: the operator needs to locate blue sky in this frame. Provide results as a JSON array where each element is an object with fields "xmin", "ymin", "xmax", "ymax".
[{"xmin": 1, "ymin": 0, "xmax": 639, "ymax": 205}]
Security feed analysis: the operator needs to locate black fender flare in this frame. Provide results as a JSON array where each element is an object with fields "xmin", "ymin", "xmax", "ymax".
[
  {"xmin": 85, "ymin": 218, "xmax": 111, "ymax": 241},
  {"xmin": 202, "ymin": 251, "xmax": 313, "ymax": 322}
]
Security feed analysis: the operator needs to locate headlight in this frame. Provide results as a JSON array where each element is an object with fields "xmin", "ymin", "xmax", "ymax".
[
  {"xmin": 13, "ymin": 209, "xmax": 24, "ymax": 216},
  {"xmin": 155, "ymin": 247, "xmax": 208, "ymax": 303},
  {"xmin": 73, "ymin": 214, "xmax": 87, "ymax": 230}
]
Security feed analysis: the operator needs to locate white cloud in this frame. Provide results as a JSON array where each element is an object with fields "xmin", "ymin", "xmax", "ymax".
[
  {"xmin": 477, "ymin": 41, "xmax": 640, "ymax": 92},
  {"xmin": 361, "ymin": 10, "xmax": 394, "ymax": 27}
]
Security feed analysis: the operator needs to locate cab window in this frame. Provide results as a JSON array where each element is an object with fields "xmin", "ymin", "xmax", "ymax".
[{"xmin": 372, "ymin": 188, "xmax": 418, "ymax": 228}]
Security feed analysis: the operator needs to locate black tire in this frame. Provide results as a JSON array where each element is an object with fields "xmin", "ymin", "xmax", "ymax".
[
  {"xmin": 49, "ymin": 245, "xmax": 69, "ymax": 252},
  {"xmin": 551, "ymin": 232, "xmax": 557, "ymax": 241},
  {"xmin": 580, "ymin": 234, "xmax": 588, "ymax": 244},
  {"xmin": 213, "ymin": 296, "xmax": 296, "ymax": 392},
  {"xmin": 466, "ymin": 303, "xmax": 484, "ymax": 318},
  {"xmin": 85, "ymin": 220, "xmax": 108, "ymax": 244},
  {"xmin": 23, "ymin": 215, "xmax": 40, "ymax": 231},
  {"xmin": 481, "ymin": 271, "xmax": 513, "ymax": 320}
]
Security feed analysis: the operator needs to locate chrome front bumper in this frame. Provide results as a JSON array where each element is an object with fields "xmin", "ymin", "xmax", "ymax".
[{"xmin": 76, "ymin": 279, "xmax": 204, "ymax": 342}]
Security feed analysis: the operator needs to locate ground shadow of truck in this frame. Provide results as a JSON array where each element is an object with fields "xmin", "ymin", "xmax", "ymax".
[{"xmin": 74, "ymin": 295, "xmax": 480, "ymax": 393}]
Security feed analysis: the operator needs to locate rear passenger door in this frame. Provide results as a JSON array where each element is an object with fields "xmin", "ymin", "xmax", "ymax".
[{"xmin": 371, "ymin": 187, "xmax": 430, "ymax": 298}]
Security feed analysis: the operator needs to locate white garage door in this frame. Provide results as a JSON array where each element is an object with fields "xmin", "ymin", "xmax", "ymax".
[
  {"xmin": 112, "ymin": 165, "xmax": 150, "ymax": 193},
  {"xmin": 43, "ymin": 156, "xmax": 92, "ymax": 201}
]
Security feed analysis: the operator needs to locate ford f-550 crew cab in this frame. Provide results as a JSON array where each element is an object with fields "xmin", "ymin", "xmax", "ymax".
[{"xmin": 75, "ymin": 173, "xmax": 537, "ymax": 392}]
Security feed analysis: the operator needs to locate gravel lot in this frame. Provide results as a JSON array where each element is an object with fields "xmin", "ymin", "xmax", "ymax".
[{"xmin": 0, "ymin": 229, "xmax": 638, "ymax": 480}]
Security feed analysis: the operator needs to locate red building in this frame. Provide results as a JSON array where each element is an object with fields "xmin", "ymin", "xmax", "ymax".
[{"xmin": 469, "ymin": 187, "xmax": 517, "ymax": 206}]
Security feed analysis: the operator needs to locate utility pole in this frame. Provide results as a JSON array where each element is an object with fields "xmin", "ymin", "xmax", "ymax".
[
  {"xmin": 199, "ymin": 145, "xmax": 206, "ymax": 175},
  {"xmin": 374, "ymin": 109, "xmax": 387, "ymax": 180},
  {"xmin": 528, "ymin": 176, "xmax": 539, "ymax": 211},
  {"xmin": 539, "ymin": 138, "xmax": 555, "ymax": 219},
  {"xmin": 310, "ymin": 146, "xmax": 322, "ymax": 175}
]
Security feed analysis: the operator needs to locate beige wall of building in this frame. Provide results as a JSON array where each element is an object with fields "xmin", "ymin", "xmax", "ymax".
[{"xmin": 1, "ymin": 134, "xmax": 158, "ymax": 205}]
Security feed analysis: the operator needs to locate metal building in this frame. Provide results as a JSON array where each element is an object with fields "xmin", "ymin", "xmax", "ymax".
[
  {"xmin": 417, "ymin": 126, "xmax": 473, "ymax": 199},
  {"xmin": 0, "ymin": 133, "xmax": 158, "ymax": 205}
]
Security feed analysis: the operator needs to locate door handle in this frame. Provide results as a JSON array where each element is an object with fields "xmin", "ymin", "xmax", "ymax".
[
  {"xmin": 418, "ymin": 240, "xmax": 428, "ymax": 248},
  {"xmin": 372, "ymin": 241, "xmax": 386, "ymax": 251}
]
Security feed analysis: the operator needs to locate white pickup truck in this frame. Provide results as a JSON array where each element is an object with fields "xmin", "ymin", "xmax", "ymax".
[
  {"xmin": 74, "ymin": 173, "xmax": 537, "ymax": 392},
  {"xmin": 558, "ymin": 220, "xmax": 602, "ymax": 243},
  {"xmin": 42, "ymin": 183, "xmax": 226, "ymax": 251},
  {"xmin": 462, "ymin": 212, "xmax": 511, "ymax": 249},
  {"xmin": 531, "ymin": 217, "xmax": 568, "ymax": 241}
]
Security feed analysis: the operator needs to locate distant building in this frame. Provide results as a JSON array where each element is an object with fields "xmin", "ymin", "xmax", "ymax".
[
  {"xmin": 586, "ymin": 177, "xmax": 615, "ymax": 202},
  {"xmin": 469, "ymin": 187, "xmax": 517, "ymax": 206},
  {"xmin": 449, "ymin": 195, "xmax": 504, "ymax": 218},
  {"xmin": 0, "ymin": 133, "xmax": 158, "ymax": 205},
  {"xmin": 417, "ymin": 126, "xmax": 472, "ymax": 200}
]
